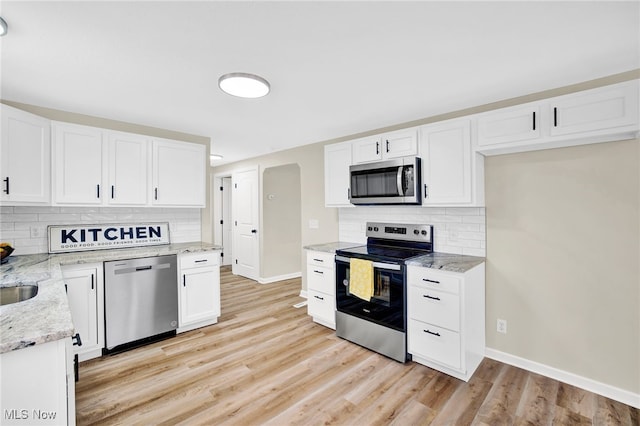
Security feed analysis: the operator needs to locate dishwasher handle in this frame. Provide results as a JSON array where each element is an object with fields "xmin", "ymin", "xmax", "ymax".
[{"xmin": 135, "ymin": 265, "xmax": 153, "ymax": 271}]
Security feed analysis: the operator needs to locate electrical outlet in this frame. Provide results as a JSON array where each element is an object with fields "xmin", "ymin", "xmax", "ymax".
[
  {"xmin": 497, "ymin": 319, "xmax": 507, "ymax": 334},
  {"xmin": 30, "ymin": 227, "xmax": 43, "ymax": 238}
]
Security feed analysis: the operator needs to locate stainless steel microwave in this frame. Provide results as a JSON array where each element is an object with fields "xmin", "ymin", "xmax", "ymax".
[{"xmin": 349, "ymin": 156, "xmax": 422, "ymax": 205}]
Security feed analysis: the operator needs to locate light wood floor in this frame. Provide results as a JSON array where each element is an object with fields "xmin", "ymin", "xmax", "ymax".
[{"xmin": 76, "ymin": 266, "xmax": 639, "ymax": 425}]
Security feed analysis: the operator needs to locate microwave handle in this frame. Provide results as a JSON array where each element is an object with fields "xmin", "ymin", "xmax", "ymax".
[{"xmin": 396, "ymin": 166, "xmax": 404, "ymax": 196}]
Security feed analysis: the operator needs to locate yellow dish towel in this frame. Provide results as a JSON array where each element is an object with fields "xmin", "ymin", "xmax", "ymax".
[{"xmin": 349, "ymin": 258, "xmax": 374, "ymax": 302}]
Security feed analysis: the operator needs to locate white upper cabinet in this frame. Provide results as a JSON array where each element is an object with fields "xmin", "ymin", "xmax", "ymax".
[
  {"xmin": 477, "ymin": 103, "xmax": 542, "ymax": 146},
  {"xmin": 476, "ymin": 80, "xmax": 639, "ymax": 155},
  {"xmin": 324, "ymin": 141, "xmax": 353, "ymax": 207},
  {"xmin": 52, "ymin": 122, "xmax": 105, "ymax": 205},
  {"xmin": 107, "ymin": 131, "xmax": 149, "ymax": 206},
  {"xmin": 549, "ymin": 80, "xmax": 639, "ymax": 137},
  {"xmin": 0, "ymin": 105, "xmax": 51, "ymax": 205},
  {"xmin": 352, "ymin": 128, "xmax": 418, "ymax": 163},
  {"xmin": 152, "ymin": 138, "xmax": 206, "ymax": 207},
  {"xmin": 419, "ymin": 119, "xmax": 483, "ymax": 206}
]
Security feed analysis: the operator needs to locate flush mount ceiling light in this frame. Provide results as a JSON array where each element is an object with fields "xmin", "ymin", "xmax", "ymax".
[
  {"xmin": 0, "ymin": 17, "xmax": 8, "ymax": 37},
  {"xmin": 209, "ymin": 154, "xmax": 223, "ymax": 166},
  {"xmin": 218, "ymin": 72, "xmax": 270, "ymax": 98}
]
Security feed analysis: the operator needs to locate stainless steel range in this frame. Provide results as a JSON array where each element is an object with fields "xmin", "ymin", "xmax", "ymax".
[{"xmin": 335, "ymin": 222, "xmax": 433, "ymax": 362}]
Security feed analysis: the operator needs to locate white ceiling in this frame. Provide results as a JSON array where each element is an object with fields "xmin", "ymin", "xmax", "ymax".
[{"xmin": 1, "ymin": 1, "xmax": 638, "ymax": 165}]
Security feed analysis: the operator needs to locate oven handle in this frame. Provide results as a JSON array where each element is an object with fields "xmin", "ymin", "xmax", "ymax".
[
  {"xmin": 335, "ymin": 255, "xmax": 401, "ymax": 271},
  {"xmin": 396, "ymin": 166, "xmax": 404, "ymax": 196}
]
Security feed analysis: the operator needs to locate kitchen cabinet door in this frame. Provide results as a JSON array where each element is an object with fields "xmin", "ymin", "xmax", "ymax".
[
  {"xmin": 107, "ymin": 131, "xmax": 150, "ymax": 206},
  {"xmin": 179, "ymin": 252, "xmax": 221, "ymax": 332},
  {"xmin": 152, "ymin": 139, "xmax": 206, "ymax": 207},
  {"xmin": 380, "ymin": 128, "xmax": 418, "ymax": 159},
  {"xmin": 53, "ymin": 122, "xmax": 105, "ymax": 205},
  {"xmin": 324, "ymin": 141, "xmax": 353, "ymax": 207},
  {"xmin": 62, "ymin": 264, "xmax": 104, "ymax": 361},
  {"xmin": 549, "ymin": 79, "xmax": 639, "ymax": 137},
  {"xmin": 0, "ymin": 105, "xmax": 51, "ymax": 205},
  {"xmin": 477, "ymin": 103, "xmax": 542, "ymax": 146},
  {"xmin": 351, "ymin": 135, "xmax": 383, "ymax": 163},
  {"xmin": 419, "ymin": 119, "xmax": 473, "ymax": 205}
]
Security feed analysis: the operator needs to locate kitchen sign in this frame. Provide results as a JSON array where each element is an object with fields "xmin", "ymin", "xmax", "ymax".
[{"xmin": 48, "ymin": 223, "xmax": 170, "ymax": 253}]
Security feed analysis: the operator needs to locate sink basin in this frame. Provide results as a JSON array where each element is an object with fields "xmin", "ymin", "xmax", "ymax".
[{"xmin": 0, "ymin": 285, "xmax": 38, "ymax": 306}]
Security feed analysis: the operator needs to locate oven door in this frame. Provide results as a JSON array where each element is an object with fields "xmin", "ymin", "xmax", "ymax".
[{"xmin": 335, "ymin": 255, "xmax": 406, "ymax": 331}]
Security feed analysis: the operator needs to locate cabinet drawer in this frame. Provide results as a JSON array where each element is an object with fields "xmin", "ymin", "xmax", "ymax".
[
  {"xmin": 409, "ymin": 286, "xmax": 460, "ymax": 332},
  {"xmin": 307, "ymin": 290, "xmax": 335, "ymax": 324},
  {"xmin": 408, "ymin": 320, "xmax": 461, "ymax": 370},
  {"xmin": 307, "ymin": 265, "xmax": 334, "ymax": 294},
  {"xmin": 306, "ymin": 251, "xmax": 335, "ymax": 269},
  {"xmin": 408, "ymin": 267, "xmax": 460, "ymax": 294},
  {"xmin": 180, "ymin": 251, "xmax": 220, "ymax": 269}
]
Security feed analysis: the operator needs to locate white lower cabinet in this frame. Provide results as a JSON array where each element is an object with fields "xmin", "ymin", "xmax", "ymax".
[
  {"xmin": 178, "ymin": 251, "xmax": 221, "ymax": 333},
  {"xmin": 0, "ymin": 338, "xmax": 75, "ymax": 425},
  {"xmin": 407, "ymin": 263, "xmax": 485, "ymax": 382},
  {"xmin": 62, "ymin": 263, "xmax": 104, "ymax": 362},
  {"xmin": 306, "ymin": 250, "xmax": 336, "ymax": 329}
]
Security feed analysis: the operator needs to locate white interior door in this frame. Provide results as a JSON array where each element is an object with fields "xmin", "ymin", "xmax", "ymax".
[{"xmin": 232, "ymin": 169, "xmax": 259, "ymax": 280}]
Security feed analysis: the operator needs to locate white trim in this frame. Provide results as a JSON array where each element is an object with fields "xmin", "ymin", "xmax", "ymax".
[
  {"xmin": 299, "ymin": 290, "xmax": 308, "ymax": 299},
  {"xmin": 485, "ymin": 348, "xmax": 640, "ymax": 409},
  {"xmin": 257, "ymin": 272, "xmax": 302, "ymax": 284}
]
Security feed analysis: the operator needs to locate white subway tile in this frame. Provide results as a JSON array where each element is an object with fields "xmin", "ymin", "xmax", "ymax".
[
  {"xmin": 463, "ymin": 215, "xmax": 486, "ymax": 224},
  {"xmin": 429, "ymin": 215, "xmax": 463, "ymax": 224},
  {"xmin": 0, "ymin": 230, "xmax": 30, "ymax": 239},
  {"xmin": 445, "ymin": 207, "xmax": 480, "ymax": 216},
  {"xmin": 0, "ymin": 206, "xmax": 15, "ymax": 214},
  {"xmin": 463, "ymin": 247, "xmax": 486, "ymax": 257},
  {"xmin": 13, "ymin": 206, "xmax": 60, "ymax": 214},
  {"xmin": 0, "ymin": 223, "xmax": 14, "ymax": 231},
  {"xmin": 458, "ymin": 231, "xmax": 485, "ymax": 241},
  {"xmin": 1, "ymin": 214, "xmax": 38, "ymax": 222},
  {"xmin": 446, "ymin": 223, "xmax": 480, "ymax": 232}
]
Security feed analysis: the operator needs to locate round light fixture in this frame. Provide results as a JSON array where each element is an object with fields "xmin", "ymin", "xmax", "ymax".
[
  {"xmin": 218, "ymin": 73, "xmax": 270, "ymax": 98},
  {"xmin": 0, "ymin": 17, "xmax": 8, "ymax": 37},
  {"xmin": 209, "ymin": 154, "xmax": 223, "ymax": 166}
]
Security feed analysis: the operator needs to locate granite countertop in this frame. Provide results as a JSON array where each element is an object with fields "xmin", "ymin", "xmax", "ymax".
[
  {"xmin": 305, "ymin": 241, "xmax": 485, "ymax": 273},
  {"xmin": 406, "ymin": 252, "xmax": 485, "ymax": 273},
  {"xmin": 0, "ymin": 242, "xmax": 222, "ymax": 354},
  {"xmin": 303, "ymin": 241, "xmax": 361, "ymax": 253}
]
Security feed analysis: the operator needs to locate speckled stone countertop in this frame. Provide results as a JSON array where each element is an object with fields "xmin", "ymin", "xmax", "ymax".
[
  {"xmin": 0, "ymin": 242, "xmax": 222, "ymax": 354},
  {"xmin": 303, "ymin": 241, "xmax": 361, "ymax": 253},
  {"xmin": 304, "ymin": 241, "xmax": 484, "ymax": 273},
  {"xmin": 406, "ymin": 252, "xmax": 485, "ymax": 273}
]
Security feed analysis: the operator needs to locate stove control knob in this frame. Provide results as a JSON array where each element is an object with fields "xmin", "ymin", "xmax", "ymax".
[
  {"xmin": 373, "ymin": 227, "xmax": 379, "ymax": 232},
  {"xmin": 413, "ymin": 229, "xmax": 420, "ymax": 235},
  {"xmin": 367, "ymin": 226, "xmax": 373, "ymax": 231},
  {"xmin": 421, "ymin": 230, "xmax": 428, "ymax": 236}
]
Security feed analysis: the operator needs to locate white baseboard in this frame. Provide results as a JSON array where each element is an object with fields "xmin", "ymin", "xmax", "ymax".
[
  {"xmin": 299, "ymin": 290, "xmax": 308, "ymax": 299},
  {"xmin": 257, "ymin": 272, "xmax": 302, "ymax": 284},
  {"xmin": 485, "ymin": 348, "xmax": 640, "ymax": 409}
]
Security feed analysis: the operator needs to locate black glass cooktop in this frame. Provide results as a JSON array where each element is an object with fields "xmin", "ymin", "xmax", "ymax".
[{"xmin": 336, "ymin": 244, "xmax": 430, "ymax": 263}]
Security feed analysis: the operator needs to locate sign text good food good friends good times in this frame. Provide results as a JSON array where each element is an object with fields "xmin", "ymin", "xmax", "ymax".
[{"xmin": 48, "ymin": 223, "xmax": 170, "ymax": 253}]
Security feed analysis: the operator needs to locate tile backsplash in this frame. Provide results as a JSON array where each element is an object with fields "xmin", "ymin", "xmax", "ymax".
[
  {"xmin": 339, "ymin": 206, "xmax": 486, "ymax": 257},
  {"xmin": 0, "ymin": 206, "xmax": 201, "ymax": 255}
]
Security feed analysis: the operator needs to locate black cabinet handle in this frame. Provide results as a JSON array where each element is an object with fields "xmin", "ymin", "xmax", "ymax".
[
  {"xmin": 3, "ymin": 177, "xmax": 9, "ymax": 195},
  {"xmin": 194, "ymin": 259, "xmax": 208, "ymax": 263},
  {"xmin": 386, "ymin": 140, "xmax": 390, "ymax": 153},
  {"xmin": 72, "ymin": 333, "xmax": 83, "ymax": 347},
  {"xmin": 313, "ymin": 258, "xmax": 324, "ymax": 263},
  {"xmin": 553, "ymin": 107, "xmax": 558, "ymax": 127},
  {"xmin": 183, "ymin": 274, "xmax": 186, "ymax": 287},
  {"xmin": 91, "ymin": 274, "xmax": 94, "ymax": 290},
  {"xmin": 313, "ymin": 270, "xmax": 324, "ymax": 275},
  {"xmin": 424, "ymin": 184, "xmax": 428, "ymax": 199},
  {"xmin": 423, "ymin": 294, "xmax": 440, "ymax": 301},
  {"xmin": 251, "ymin": 229, "xmax": 257, "ymax": 234},
  {"xmin": 111, "ymin": 185, "xmax": 115, "ymax": 199},
  {"xmin": 532, "ymin": 111, "xmax": 536, "ymax": 131},
  {"xmin": 424, "ymin": 329, "xmax": 441, "ymax": 337},
  {"xmin": 96, "ymin": 184, "xmax": 100, "ymax": 199},
  {"xmin": 422, "ymin": 278, "xmax": 440, "ymax": 284},
  {"xmin": 154, "ymin": 188, "xmax": 158, "ymax": 200},
  {"xmin": 376, "ymin": 142, "xmax": 379, "ymax": 155},
  {"xmin": 314, "ymin": 295, "xmax": 324, "ymax": 300}
]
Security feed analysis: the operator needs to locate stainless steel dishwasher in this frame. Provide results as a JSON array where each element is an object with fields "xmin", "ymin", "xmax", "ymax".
[{"xmin": 104, "ymin": 255, "xmax": 178, "ymax": 352}]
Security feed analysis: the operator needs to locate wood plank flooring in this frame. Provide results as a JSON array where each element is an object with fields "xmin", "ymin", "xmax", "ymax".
[{"xmin": 75, "ymin": 266, "xmax": 639, "ymax": 425}]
